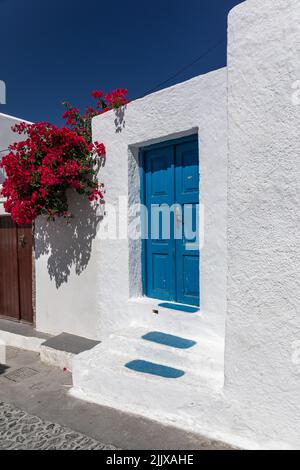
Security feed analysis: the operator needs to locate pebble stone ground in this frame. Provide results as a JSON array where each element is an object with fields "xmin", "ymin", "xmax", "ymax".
[{"xmin": 0, "ymin": 401, "xmax": 117, "ymax": 450}]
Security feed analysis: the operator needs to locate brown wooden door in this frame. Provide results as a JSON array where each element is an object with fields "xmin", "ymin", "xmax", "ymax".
[
  {"xmin": 0, "ymin": 216, "xmax": 19, "ymax": 320},
  {"xmin": 0, "ymin": 216, "xmax": 33, "ymax": 323}
]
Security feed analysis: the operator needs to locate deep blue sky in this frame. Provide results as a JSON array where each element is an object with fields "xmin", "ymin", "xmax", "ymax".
[{"xmin": 0, "ymin": 0, "xmax": 244, "ymax": 124}]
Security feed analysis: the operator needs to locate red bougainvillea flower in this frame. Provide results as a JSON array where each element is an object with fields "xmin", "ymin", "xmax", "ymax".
[
  {"xmin": 94, "ymin": 141, "xmax": 106, "ymax": 157},
  {"xmin": 62, "ymin": 107, "xmax": 80, "ymax": 126},
  {"xmin": 88, "ymin": 187, "xmax": 103, "ymax": 202},
  {"xmin": 91, "ymin": 90, "xmax": 104, "ymax": 99},
  {"xmin": 105, "ymin": 88, "xmax": 129, "ymax": 108},
  {"xmin": 0, "ymin": 87, "xmax": 129, "ymax": 224}
]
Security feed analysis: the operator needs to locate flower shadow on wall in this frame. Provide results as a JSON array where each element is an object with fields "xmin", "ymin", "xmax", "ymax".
[
  {"xmin": 35, "ymin": 189, "xmax": 103, "ymax": 288},
  {"xmin": 114, "ymin": 105, "xmax": 127, "ymax": 133}
]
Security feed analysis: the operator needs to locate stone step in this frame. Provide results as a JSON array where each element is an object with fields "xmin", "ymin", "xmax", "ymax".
[
  {"xmin": 40, "ymin": 333, "xmax": 100, "ymax": 371},
  {"xmin": 72, "ymin": 343, "xmax": 223, "ymax": 422},
  {"xmin": 0, "ymin": 318, "xmax": 50, "ymax": 352},
  {"xmin": 108, "ymin": 327, "xmax": 223, "ymax": 380},
  {"xmin": 129, "ymin": 300, "xmax": 214, "ymax": 340}
]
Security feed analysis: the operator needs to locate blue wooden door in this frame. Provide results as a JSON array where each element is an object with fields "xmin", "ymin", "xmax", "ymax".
[
  {"xmin": 174, "ymin": 141, "xmax": 199, "ymax": 306},
  {"xmin": 142, "ymin": 136, "xmax": 199, "ymax": 306}
]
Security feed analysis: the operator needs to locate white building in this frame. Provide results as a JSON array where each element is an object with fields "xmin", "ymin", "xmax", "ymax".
[{"xmin": 1, "ymin": 0, "xmax": 300, "ymax": 449}]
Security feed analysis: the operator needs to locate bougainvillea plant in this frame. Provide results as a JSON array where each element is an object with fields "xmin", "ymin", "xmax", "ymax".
[{"xmin": 0, "ymin": 88, "xmax": 128, "ymax": 224}]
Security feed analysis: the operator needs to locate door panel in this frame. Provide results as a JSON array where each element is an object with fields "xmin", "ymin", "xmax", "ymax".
[
  {"xmin": 0, "ymin": 216, "xmax": 20, "ymax": 320},
  {"xmin": 0, "ymin": 216, "xmax": 33, "ymax": 323},
  {"xmin": 143, "ymin": 137, "xmax": 200, "ymax": 306},
  {"xmin": 175, "ymin": 141, "xmax": 200, "ymax": 306},
  {"xmin": 176, "ymin": 145, "xmax": 199, "ymax": 198},
  {"xmin": 145, "ymin": 146, "xmax": 175, "ymax": 301}
]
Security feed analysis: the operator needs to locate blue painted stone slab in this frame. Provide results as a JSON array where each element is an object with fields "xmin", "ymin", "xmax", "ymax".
[
  {"xmin": 159, "ymin": 302, "xmax": 199, "ymax": 313},
  {"xmin": 142, "ymin": 331, "xmax": 196, "ymax": 350},
  {"xmin": 125, "ymin": 359, "xmax": 185, "ymax": 379}
]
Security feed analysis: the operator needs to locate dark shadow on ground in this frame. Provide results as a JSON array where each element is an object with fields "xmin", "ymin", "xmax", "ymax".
[{"xmin": 0, "ymin": 364, "xmax": 9, "ymax": 375}]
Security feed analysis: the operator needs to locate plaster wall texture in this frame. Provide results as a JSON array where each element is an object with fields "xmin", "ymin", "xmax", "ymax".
[
  {"xmin": 35, "ymin": 192, "xmax": 102, "ymax": 338},
  {"xmin": 35, "ymin": 69, "xmax": 228, "ymax": 341},
  {"xmin": 225, "ymin": 0, "xmax": 300, "ymax": 449},
  {"xmin": 0, "ymin": 113, "xmax": 31, "ymax": 215},
  {"xmin": 72, "ymin": 0, "xmax": 300, "ymax": 450},
  {"xmin": 92, "ymin": 69, "xmax": 228, "ymax": 340}
]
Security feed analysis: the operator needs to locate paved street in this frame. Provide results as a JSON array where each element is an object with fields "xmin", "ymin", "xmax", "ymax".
[
  {"xmin": 0, "ymin": 347, "xmax": 230, "ymax": 450},
  {"xmin": 0, "ymin": 401, "xmax": 116, "ymax": 450}
]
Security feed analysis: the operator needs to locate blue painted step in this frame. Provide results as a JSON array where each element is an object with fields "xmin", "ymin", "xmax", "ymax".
[
  {"xmin": 142, "ymin": 331, "xmax": 196, "ymax": 350},
  {"xmin": 159, "ymin": 302, "xmax": 199, "ymax": 313},
  {"xmin": 125, "ymin": 359, "xmax": 184, "ymax": 379}
]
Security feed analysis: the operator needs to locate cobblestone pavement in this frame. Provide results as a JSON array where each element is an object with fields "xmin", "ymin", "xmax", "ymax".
[{"xmin": 0, "ymin": 402, "xmax": 117, "ymax": 450}]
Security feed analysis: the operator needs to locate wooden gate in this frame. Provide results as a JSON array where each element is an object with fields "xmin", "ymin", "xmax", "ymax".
[{"xmin": 0, "ymin": 216, "xmax": 33, "ymax": 323}]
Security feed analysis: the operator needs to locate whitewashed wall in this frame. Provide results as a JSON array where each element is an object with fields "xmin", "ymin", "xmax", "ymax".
[
  {"xmin": 35, "ymin": 70, "xmax": 228, "ymax": 340},
  {"xmin": 35, "ymin": 192, "xmax": 102, "ymax": 338},
  {"xmin": 225, "ymin": 0, "xmax": 300, "ymax": 449},
  {"xmin": 93, "ymin": 70, "xmax": 228, "ymax": 339},
  {"xmin": 71, "ymin": 0, "xmax": 300, "ymax": 450}
]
